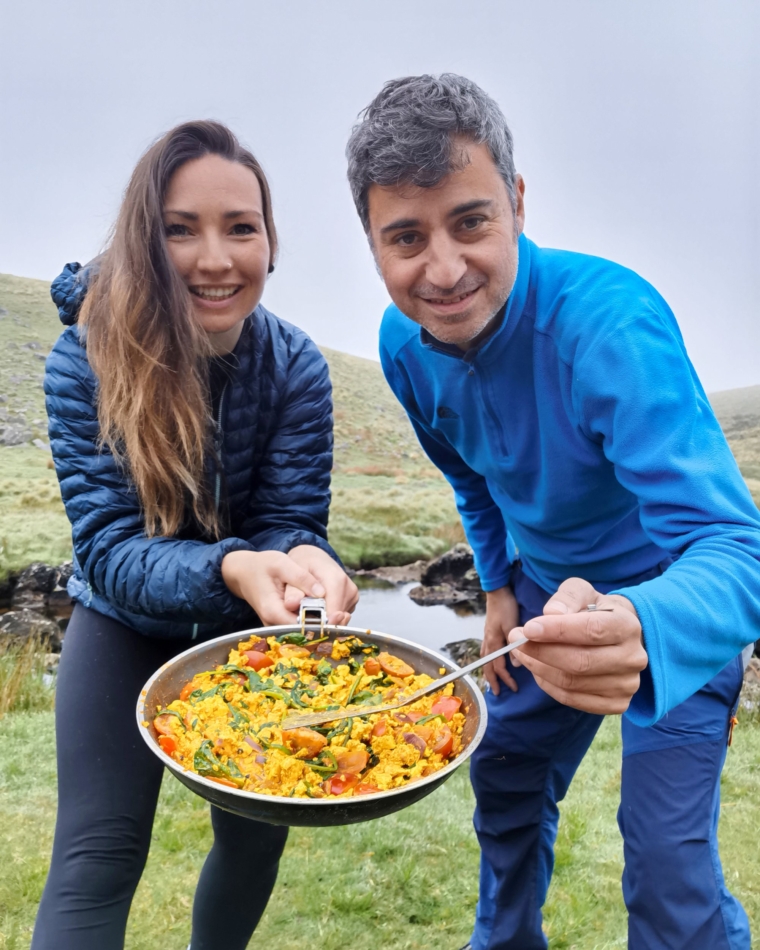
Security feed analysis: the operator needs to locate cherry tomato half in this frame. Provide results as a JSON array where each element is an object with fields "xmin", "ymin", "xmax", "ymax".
[
  {"xmin": 356, "ymin": 783, "xmax": 381, "ymax": 795},
  {"xmin": 158, "ymin": 734, "xmax": 177, "ymax": 755},
  {"xmin": 154, "ymin": 714, "xmax": 177, "ymax": 736},
  {"xmin": 431, "ymin": 725, "xmax": 454, "ymax": 758},
  {"xmin": 323, "ymin": 772, "xmax": 359, "ymax": 795},
  {"xmin": 243, "ymin": 650, "xmax": 275, "ymax": 672},
  {"xmin": 179, "ymin": 682, "xmax": 195, "ymax": 701},
  {"xmin": 431, "ymin": 696, "xmax": 462, "ymax": 721},
  {"xmin": 364, "ymin": 658, "xmax": 381, "ymax": 675}
]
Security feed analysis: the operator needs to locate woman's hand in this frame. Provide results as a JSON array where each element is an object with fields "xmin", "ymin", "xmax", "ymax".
[
  {"xmin": 482, "ymin": 586, "xmax": 521, "ymax": 695},
  {"xmin": 221, "ymin": 550, "xmax": 328, "ymax": 626},
  {"xmin": 285, "ymin": 545, "xmax": 359, "ymax": 626}
]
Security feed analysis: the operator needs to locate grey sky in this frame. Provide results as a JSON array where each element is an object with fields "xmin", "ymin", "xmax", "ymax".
[{"xmin": 1, "ymin": 0, "xmax": 757, "ymax": 392}]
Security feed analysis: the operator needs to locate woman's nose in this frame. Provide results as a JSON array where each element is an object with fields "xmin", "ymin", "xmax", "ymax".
[{"xmin": 196, "ymin": 235, "xmax": 232, "ymax": 274}]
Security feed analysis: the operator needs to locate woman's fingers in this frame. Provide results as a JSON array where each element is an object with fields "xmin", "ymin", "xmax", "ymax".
[{"xmin": 287, "ymin": 545, "xmax": 359, "ymax": 619}]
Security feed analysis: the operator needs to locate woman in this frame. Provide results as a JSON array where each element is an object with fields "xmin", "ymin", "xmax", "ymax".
[{"xmin": 33, "ymin": 120, "xmax": 358, "ymax": 950}]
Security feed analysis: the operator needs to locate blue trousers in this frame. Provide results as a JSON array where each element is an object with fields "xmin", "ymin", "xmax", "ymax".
[{"xmin": 470, "ymin": 564, "xmax": 750, "ymax": 950}]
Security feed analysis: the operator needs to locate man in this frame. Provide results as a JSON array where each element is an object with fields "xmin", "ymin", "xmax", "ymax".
[{"xmin": 346, "ymin": 74, "xmax": 760, "ymax": 949}]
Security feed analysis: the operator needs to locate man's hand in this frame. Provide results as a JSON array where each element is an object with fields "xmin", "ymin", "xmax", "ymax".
[
  {"xmin": 284, "ymin": 545, "xmax": 359, "ymax": 626},
  {"xmin": 481, "ymin": 586, "xmax": 521, "ymax": 695},
  {"xmin": 221, "ymin": 550, "xmax": 327, "ymax": 626},
  {"xmin": 507, "ymin": 577, "xmax": 648, "ymax": 714}
]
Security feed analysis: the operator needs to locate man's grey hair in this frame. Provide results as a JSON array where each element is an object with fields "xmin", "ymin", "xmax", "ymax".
[{"xmin": 346, "ymin": 73, "xmax": 517, "ymax": 232}]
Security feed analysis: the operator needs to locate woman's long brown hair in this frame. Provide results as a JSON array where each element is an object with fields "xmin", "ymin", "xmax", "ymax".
[{"xmin": 79, "ymin": 121, "xmax": 277, "ymax": 539}]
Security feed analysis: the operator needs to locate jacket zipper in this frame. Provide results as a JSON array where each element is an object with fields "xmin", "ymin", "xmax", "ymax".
[{"xmin": 192, "ymin": 382, "xmax": 228, "ymax": 641}]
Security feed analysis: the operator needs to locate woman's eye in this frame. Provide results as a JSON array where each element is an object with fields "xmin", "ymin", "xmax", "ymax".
[
  {"xmin": 165, "ymin": 223, "xmax": 189, "ymax": 237},
  {"xmin": 230, "ymin": 223, "xmax": 256, "ymax": 235}
]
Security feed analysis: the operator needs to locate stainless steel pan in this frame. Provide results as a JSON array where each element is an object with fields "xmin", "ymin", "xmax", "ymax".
[{"xmin": 136, "ymin": 613, "xmax": 487, "ymax": 827}]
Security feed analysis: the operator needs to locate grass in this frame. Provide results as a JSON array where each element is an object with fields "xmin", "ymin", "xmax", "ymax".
[
  {"xmin": 0, "ymin": 637, "xmax": 55, "ymax": 719},
  {"xmin": 0, "ymin": 275, "xmax": 463, "ymax": 574},
  {"xmin": 1, "ymin": 707, "xmax": 759, "ymax": 949},
  {"xmin": 2, "ymin": 272, "xmax": 760, "ymax": 574}
]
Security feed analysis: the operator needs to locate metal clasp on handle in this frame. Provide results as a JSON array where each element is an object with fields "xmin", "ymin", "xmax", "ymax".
[{"xmin": 299, "ymin": 597, "xmax": 327, "ymax": 636}]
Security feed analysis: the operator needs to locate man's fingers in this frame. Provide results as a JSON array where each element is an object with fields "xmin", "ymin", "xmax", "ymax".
[
  {"xmin": 531, "ymin": 672, "xmax": 635, "ymax": 715},
  {"xmin": 522, "ymin": 608, "xmax": 637, "ymax": 646},
  {"xmin": 517, "ymin": 652, "xmax": 641, "ymax": 699},
  {"xmin": 493, "ymin": 654, "xmax": 518, "ymax": 692},
  {"xmin": 543, "ymin": 577, "xmax": 599, "ymax": 616},
  {"xmin": 510, "ymin": 641, "xmax": 648, "ymax": 677},
  {"xmin": 484, "ymin": 662, "xmax": 500, "ymax": 696}
]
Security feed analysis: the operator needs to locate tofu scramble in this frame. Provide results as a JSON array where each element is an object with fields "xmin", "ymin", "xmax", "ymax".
[{"xmin": 152, "ymin": 632, "xmax": 466, "ymax": 798}]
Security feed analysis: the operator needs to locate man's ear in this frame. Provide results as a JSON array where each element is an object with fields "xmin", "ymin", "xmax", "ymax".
[{"xmin": 514, "ymin": 174, "xmax": 526, "ymax": 237}]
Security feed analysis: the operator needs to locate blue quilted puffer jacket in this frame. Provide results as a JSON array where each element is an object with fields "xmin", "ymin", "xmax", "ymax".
[{"xmin": 46, "ymin": 262, "xmax": 338, "ymax": 639}]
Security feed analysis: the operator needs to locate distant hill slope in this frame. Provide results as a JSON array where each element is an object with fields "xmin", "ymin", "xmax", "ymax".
[
  {"xmin": 0, "ymin": 273, "xmax": 458, "ymax": 572},
  {"xmin": 0, "ymin": 271, "xmax": 758, "ymax": 573}
]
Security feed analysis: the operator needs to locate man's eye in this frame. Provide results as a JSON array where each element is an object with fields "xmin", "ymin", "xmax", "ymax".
[
  {"xmin": 396, "ymin": 232, "xmax": 419, "ymax": 246},
  {"xmin": 230, "ymin": 223, "xmax": 256, "ymax": 235},
  {"xmin": 165, "ymin": 223, "xmax": 189, "ymax": 237},
  {"xmin": 461, "ymin": 216, "xmax": 484, "ymax": 231}
]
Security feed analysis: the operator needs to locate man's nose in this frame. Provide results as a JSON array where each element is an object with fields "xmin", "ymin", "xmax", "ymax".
[{"xmin": 422, "ymin": 232, "xmax": 467, "ymax": 290}]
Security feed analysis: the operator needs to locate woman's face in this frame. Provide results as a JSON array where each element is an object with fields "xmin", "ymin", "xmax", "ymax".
[{"xmin": 163, "ymin": 154, "xmax": 271, "ymax": 354}]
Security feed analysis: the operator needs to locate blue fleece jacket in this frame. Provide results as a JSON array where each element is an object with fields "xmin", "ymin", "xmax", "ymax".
[{"xmin": 380, "ymin": 235, "xmax": 760, "ymax": 725}]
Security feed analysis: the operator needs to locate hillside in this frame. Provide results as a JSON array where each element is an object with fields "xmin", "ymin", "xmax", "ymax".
[
  {"xmin": 0, "ymin": 273, "xmax": 460, "ymax": 573},
  {"xmin": 1, "ymin": 271, "xmax": 758, "ymax": 575}
]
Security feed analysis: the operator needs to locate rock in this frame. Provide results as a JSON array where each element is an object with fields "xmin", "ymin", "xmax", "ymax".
[
  {"xmin": 0, "ymin": 422, "xmax": 32, "ymax": 446},
  {"xmin": 32, "ymin": 438, "xmax": 50, "ymax": 450},
  {"xmin": 0, "ymin": 573, "xmax": 17, "ymax": 609},
  {"xmin": 422, "ymin": 543, "xmax": 482, "ymax": 590},
  {"xmin": 408, "ymin": 583, "xmax": 485, "ymax": 610},
  {"xmin": 0, "ymin": 608, "xmax": 62, "ymax": 650},
  {"xmin": 739, "ymin": 657, "xmax": 760, "ymax": 715},
  {"xmin": 12, "ymin": 562, "xmax": 59, "ymax": 612},
  {"xmin": 353, "ymin": 560, "xmax": 426, "ymax": 585},
  {"xmin": 20, "ymin": 341, "xmax": 42, "ymax": 350},
  {"xmin": 44, "ymin": 653, "xmax": 60, "ymax": 672},
  {"xmin": 444, "ymin": 637, "xmax": 486, "ymax": 689}
]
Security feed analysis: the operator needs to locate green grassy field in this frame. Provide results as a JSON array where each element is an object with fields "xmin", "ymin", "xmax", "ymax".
[
  {"xmin": 3, "ymin": 271, "xmax": 760, "ymax": 576},
  {"xmin": 1, "ymin": 705, "xmax": 758, "ymax": 949},
  {"xmin": 0, "ymin": 273, "xmax": 461, "ymax": 575}
]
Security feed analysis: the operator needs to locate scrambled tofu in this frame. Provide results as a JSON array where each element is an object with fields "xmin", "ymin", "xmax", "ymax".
[{"xmin": 152, "ymin": 633, "xmax": 466, "ymax": 799}]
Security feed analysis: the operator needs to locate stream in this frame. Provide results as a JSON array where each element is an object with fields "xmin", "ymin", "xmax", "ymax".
[{"xmin": 348, "ymin": 581, "xmax": 485, "ymax": 654}]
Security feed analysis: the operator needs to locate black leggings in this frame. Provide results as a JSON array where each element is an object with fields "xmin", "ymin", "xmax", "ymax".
[{"xmin": 31, "ymin": 604, "xmax": 288, "ymax": 950}]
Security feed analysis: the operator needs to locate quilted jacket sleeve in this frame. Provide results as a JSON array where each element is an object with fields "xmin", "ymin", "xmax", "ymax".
[
  {"xmin": 45, "ymin": 328, "xmax": 255, "ymax": 624},
  {"xmin": 238, "ymin": 331, "xmax": 338, "ymax": 561}
]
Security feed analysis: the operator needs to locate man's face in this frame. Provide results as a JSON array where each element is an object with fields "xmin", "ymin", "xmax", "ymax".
[{"xmin": 367, "ymin": 141, "xmax": 525, "ymax": 349}]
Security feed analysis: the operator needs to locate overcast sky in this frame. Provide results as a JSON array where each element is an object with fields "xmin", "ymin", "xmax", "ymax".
[{"xmin": 1, "ymin": 0, "xmax": 758, "ymax": 392}]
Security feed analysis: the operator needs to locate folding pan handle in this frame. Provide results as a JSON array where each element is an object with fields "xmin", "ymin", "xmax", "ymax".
[{"xmin": 299, "ymin": 597, "xmax": 327, "ymax": 634}]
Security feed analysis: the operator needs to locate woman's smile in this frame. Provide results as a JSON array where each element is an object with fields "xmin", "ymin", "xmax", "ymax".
[{"xmin": 190, "ymin": 284, "xmax": 243, "ymax": 306}]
